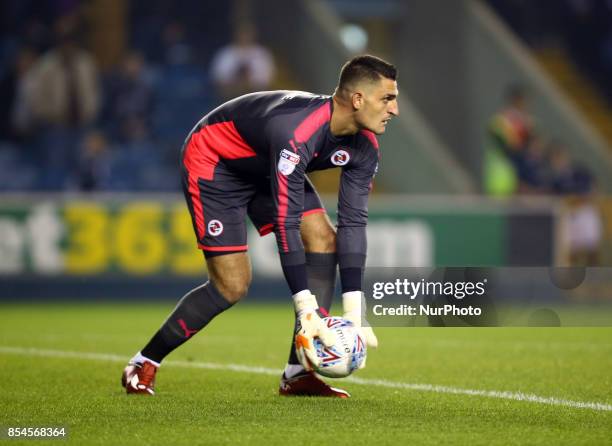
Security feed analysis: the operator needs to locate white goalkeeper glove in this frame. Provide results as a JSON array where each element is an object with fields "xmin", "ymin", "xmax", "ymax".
[
  {"xmin": 293, "ymin": 290, "xmax": 336, "ymax": 371},
  {"xmin": 343, "ymin": 291, "xmax": 378, "ymax": 369}
]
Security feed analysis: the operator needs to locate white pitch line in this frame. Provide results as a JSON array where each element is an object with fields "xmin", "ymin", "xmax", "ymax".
[
  {"xmin": 1, "ymin": 346, "xmax": 611, "ymax": 412},
  {"xmin": 344, "ymin": 376, "xmax": 612, "ymax": 412}
]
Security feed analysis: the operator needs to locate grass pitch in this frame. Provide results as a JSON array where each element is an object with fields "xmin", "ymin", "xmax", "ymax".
[{"xmin": 1, "ymin": 301, "xmax": 611, "ymax": 445}]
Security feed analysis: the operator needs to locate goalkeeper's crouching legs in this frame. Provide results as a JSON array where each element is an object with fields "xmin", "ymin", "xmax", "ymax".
[{"xmin": 123, "ymin": 252, "xmax": 250, "ymax": 395}]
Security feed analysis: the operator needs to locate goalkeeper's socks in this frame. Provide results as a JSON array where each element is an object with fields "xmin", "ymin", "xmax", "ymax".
[
  {"xmin": 306, "ymin": 252, "xmax": 337, "ymax": 312},
  {"xmin": 140, "ymin": 281, "xmax": 233, "ymax": 364},
  {"xmin": 287, "ymin": 252, "xmax": 337, "ymax": 366},
  {"xmin": 283, "ymin": 363, "xmax": 306, "ymax": 379},
  {"xmin": 130, "ymin": 351, "xmax": 160, "ymax": 367}
]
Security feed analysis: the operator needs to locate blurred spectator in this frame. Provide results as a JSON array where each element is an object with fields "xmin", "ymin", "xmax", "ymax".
[
  {"xmin": 0, "ymin": 47, "xmax": 38, "ymax": 141},
  {"xmin": 162, "ymin": 21, "xmax": 194, "ymax": 66},
  {"xmin": 548, "ymin": 144, "xmax": 577, "ymax": 194},
  {"xmin": 77, "ymin": 129, "xmax": 113, "ymax": 191},
  {"xmin": 567, "ymin": 198, "xmax": 602, "ymax": 266},
  {"xmin": 515, "ymin": 137, "xmax": 549, "ymax": 193},
  {"xmin": 29, "ymin": 17, "xmax": 100, "ymax": 128},
  {"xmin": 111, "ymin": 117, "xmax": 163, "ymax": 191},
  {"xmin": 210, "ymin": 22, "xmax": 275, "ymax": 101},
  {"xmin": 0, "ymin": 2, "xmax": 231, "ymax": 192},
  {"xmin": 489, "ymin": 85, "xmax": 534, "ymax": 161},
  {"xmin": 484, "ymin": 84, "xmax": 601, "ymax": 199},
  {"xmin": 563, "ymin": 173, "xmax": 602, "ymax": 266},
  {"xmin": 122, "ymin": 116, "xmax": 155, "ymax": 149},
  {"xmin": 22, "ymin": 15, "xmax": 102, "ymax": 190},
  {"xmin": 485, "ymin": 85, "xmax": 534, "ymax": 195},
  {"xmin": 104, "ymin": 51, "xmax": 154, "ymax": 140}
]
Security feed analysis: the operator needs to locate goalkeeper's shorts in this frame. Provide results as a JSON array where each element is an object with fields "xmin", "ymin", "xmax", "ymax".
[{"xmin": 181, "ymin": 152, "xmax": 325, "ymax": 257}]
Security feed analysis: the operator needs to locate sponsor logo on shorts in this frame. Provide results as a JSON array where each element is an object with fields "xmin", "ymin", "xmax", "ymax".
[
  {"xmin": 278, "ymin": 149, "xmax": 300, "ymax": 176},
  {"xmin": 207, "ymin": 219, "xmax": 223, "ymax": 236},
  {"xmin": 331, "ymin": 149, "xmax": 350, "ymax": 166}
]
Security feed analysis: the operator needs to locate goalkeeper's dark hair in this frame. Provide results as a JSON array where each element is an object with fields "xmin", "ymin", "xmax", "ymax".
[{"xmin": 338, "ymin": 55, "xmax": 397, "ymax": 91}]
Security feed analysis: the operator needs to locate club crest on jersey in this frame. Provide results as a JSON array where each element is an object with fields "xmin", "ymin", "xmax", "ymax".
[
  {"xmin": 278, "ymin": 149, "xmax": 300, "ymax": 176},
  {"xmin": 331, "ymin": 149, "xmax": 350, "ymax": 166},
  {"xmin": 207, "ymin": 219, "xmax": 223, "ymax": 236}
]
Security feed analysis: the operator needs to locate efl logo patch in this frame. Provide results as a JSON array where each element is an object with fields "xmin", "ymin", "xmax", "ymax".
[
  {"xmin": 278, "ymin": 149, "xmax": 300, "ymax": 176},
  {"xmin": 331, "ymin": 149, "xmax": 350, "ymax": 166},
  {"xmin": 207, "ymin": 219, "xmax": 223, "ymax": 236}
]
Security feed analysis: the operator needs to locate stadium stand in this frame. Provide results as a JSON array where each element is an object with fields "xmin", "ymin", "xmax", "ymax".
[{"xmin": 0, "ymin": 0, "xmax": 231, "ymax": 191}]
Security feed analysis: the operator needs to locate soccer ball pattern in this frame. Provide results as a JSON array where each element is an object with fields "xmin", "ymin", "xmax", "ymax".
[{"xmin": 312, "ymin": 317, "xmax": 366, "ymax": 378}]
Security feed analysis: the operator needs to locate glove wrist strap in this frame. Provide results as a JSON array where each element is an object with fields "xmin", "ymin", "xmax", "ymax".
[
  {"xmin": 293, "ymin": 290, "xmax": 318, "ymax": 313},
  {"xmin": 342, "ymin": 291, "xmax": 363, "ymax": 314},
  {"xmin": 343, "ymin": 291, "xmax": 364, "ymax": 327}
]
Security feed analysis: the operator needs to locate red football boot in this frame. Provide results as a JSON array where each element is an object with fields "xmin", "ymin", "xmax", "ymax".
[
  {"xmin": 122, "ymin": 361, "xmax": 157, "ymax": 395},
  {"xmin": 279, "ymin": 371, "xmax": 350, "ymax": 398}
]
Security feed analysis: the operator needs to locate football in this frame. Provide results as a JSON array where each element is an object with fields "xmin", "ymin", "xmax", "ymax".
[{"xmin": 313, "ymin": 317, "xmax": 367, "ymax": 378}]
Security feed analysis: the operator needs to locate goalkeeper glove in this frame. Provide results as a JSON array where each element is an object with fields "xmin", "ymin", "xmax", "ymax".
[
  {"xmin": 343, "ymin": 291, "xmax": 378, "ymax": 369},
  {"xmin": 293, "ymin": 290, "xmax": 336, "ymax": 371}
]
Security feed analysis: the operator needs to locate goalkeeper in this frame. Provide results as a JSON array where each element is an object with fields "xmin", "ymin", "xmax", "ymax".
[{"xmin": 122, "ymin": 55, "xmax": 398, "ymax": 397}]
